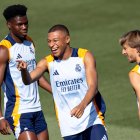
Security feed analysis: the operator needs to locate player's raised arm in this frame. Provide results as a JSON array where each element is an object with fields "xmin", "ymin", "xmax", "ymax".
[{"xmin": 17, "ymin": 58, "xmax": 48, "ymax": 85}]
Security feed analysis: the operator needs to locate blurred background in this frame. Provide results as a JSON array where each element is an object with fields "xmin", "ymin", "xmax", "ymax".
[{"xmin": 0, "ymin": 0, "xmax": 140, "ymax": 139}]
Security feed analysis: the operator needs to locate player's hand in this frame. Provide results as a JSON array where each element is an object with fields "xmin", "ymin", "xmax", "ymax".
[
  {"xmin": 16, "ymin": 60, "xmax": 27, "ymax": 71},
  {"xmin": 70, "ymin": 103, "xmax": 85, "ymax": 118},
  {"xmin": 0, "ymin": 119, "xmax": 11, "ymax": 135}
]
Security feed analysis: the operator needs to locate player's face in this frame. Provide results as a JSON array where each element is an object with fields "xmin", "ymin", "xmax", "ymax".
[
  {"xmin": 7, "ymin": 15, "xmax": 28, "ymax": 38},
  {"xmin": 122, "ymin": 43, "xmax": 137, "ymax": 63},
  {"xmin": 48, "ymin": 31, "xmax": 70, "ymax": 59}
]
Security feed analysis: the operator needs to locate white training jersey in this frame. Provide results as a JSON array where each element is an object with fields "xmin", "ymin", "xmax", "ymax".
[
  {"xmin": 46, "ymin": 48, "xmax": 106, "ymax": 137},
  {"xmin": 0, "ymin": 34, "xmax": 41, "ymax": 118}
]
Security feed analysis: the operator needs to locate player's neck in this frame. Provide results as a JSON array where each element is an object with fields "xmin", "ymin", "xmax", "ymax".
[
  {"xmin": 60, "ymin": 47, "xmax": 72, "ymax": 60},
  {"xmin": 10, "ymin": 33, "xmax": 26, "ymax": 43},
  {"xmin": 137, "ymin": 59, "xmax": 140, "ymax": 65}
]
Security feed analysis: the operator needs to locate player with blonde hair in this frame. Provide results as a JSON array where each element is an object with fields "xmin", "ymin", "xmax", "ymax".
[{"xmin": 119, "ymin": 30, "xmax": 140, "ymax": 120}]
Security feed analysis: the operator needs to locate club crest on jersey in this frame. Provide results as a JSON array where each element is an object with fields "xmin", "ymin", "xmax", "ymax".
[{"xmin": 75, "ymin": 64, "xmax": 81, "ymax": 72}]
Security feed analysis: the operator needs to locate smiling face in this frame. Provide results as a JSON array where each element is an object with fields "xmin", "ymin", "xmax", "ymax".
[
  {"xmin": 47, "ymin": 30, "xmax": 70, "ymax": 59},
  {"xmin": 122, "ymin": 43, "xmax": 138, "ymax": 63},
  {"xmin": 7, "ymin": 15, "xmax": 28, "ymax": 40}
]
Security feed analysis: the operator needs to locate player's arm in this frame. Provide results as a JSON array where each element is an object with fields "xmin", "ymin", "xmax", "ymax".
[
  {"xmin": 17, "ymin": 58, "xmax": 48, "ymax": 85},
  {"xmin": 71, "ymin": 51, "xmax": 98, "ymax": 118},
  {"xmin": 17, "ymin": 59, "xmax": 52, "ymax": 93},
  {"xmin": 129, "ymin": 71, "xmax": 140, "ymax": 120},
  {"xmin": 38, "ymin": 76, "xmax": 52, "ymax": 94},
  {"xmin": 31, "ymin": 40, "xmax": 51, "ymax": 93},
  {"xmin": 0, "ymin": 45, "xmax": 11, "ymax": 135}
]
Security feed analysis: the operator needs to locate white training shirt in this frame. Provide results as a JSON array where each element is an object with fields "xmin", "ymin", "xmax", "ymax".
[
  {"xmin": 0, "ymin": 34, "xmax": 41, "ymax": 118},
  {"xmin": 46, "ymin": 48, "xmax": 106, "ymax": 137}
]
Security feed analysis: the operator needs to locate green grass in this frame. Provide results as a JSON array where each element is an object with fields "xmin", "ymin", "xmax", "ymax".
[{"xmin": 0, "ymin": 0, "xmax": 140, "ymax": 139}]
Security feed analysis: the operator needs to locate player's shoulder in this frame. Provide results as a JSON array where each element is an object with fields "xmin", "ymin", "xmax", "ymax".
[
  {"xmin": 77, "ymin": 48, "xmax": 88, "ymax": 57},
  {"xmin": 130, "ymin": 65, "xmax": 140, "ymax": 74},
  {"xmin": 0, "ymin": 39, "xmax": 11, "ymax": 61},
  {"xmin": 0, "ymin": 39, "xmax": 12, "ymax": 49},
  {"xmin": 0, "ymin": 45, "xmax": 9, "ymax": 62},
  {"xmin": 129, "ymin": 65, "xmax": 140, "ymax": 88},
  {"xmin": 77, "ymin": 48, "xmax": 94, "ymax": 61},
  {"xmin": 129, "ymin": 65, "xmax": 140, "ymax": 79},
  {"xmin": 45, "ymin": 54, "xmax": 54, "ymax": 62}
]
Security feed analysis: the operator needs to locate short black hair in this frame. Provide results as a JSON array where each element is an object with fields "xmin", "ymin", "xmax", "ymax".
[
  {"xmin": 3, "ymin": 4, "xmax": 27, "ymax": 21},
  {"xmin": 48, "ymin": 24, "xmax": 70, "ymax": 36}
]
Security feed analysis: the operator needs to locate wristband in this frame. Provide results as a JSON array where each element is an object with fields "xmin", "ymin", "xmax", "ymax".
[{"xmin": 0, "ymin": 117, "xmax": 4, "ymax": 120}]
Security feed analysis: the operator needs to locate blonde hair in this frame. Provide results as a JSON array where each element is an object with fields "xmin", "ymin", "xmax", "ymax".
[{"xmin": 119, "ymin": 30, "xmax": 140, "ymax": 49}]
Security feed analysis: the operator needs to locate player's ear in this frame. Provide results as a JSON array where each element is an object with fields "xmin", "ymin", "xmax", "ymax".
[
  {"xmin": 7, "ymin": 22, "xmax": 11, "ymax": 29},
  {"xmin": 66, "ymin": 36, "xmax": 70, "ymax": 44}
]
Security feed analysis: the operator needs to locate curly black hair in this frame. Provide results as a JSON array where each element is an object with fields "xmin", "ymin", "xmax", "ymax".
[{"xmin": 3, "ymin": 4, "xmax": 27, "ymax": 21}]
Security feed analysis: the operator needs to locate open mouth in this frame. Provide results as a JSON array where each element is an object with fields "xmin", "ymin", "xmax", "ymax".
[{"xmin": 51, "ymin": 48, "xmax": 58, "ymax": 54}]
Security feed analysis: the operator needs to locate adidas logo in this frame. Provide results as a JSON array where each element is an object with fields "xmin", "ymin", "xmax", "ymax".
[
  {"xmin": 29, "ymin": 47, "xmax": 34, "ymax": 54},
  {"xmin": 101, "ymin": 135, "xmax": 108, "ymax": 140},
  {"xmin": 53, "ymin": 70, "xmax": 59, "ymax": 75},
  {"xmin": 24, "ymin": 127, "xmax": 28, "ymax": 131},
  {"xmin": 16, "ymin": 53, "xmax": 22, "ymax": 59}
]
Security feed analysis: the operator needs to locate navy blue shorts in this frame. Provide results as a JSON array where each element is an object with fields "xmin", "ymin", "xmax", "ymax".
[
  {"xmin": 63, "ymin": 124, "xmax": 108, "ymax": 140},
  {"xmin": 6, "ymin": 111, "xmax": 47, "ymax": 139}
]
